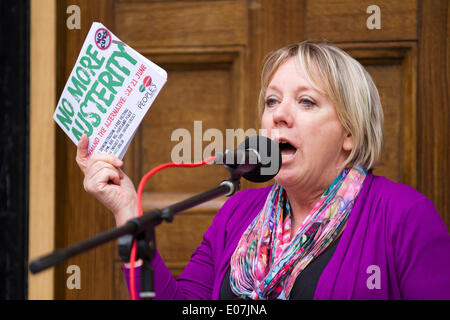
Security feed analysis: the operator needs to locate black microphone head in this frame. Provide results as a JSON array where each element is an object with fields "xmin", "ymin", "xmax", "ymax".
[{"xmin": 237, "ymin": 135, "xmax": 281, "ymax": 183}]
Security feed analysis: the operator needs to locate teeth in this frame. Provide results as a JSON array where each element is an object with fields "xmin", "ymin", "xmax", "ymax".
[{"xmin": 282, "ymin": 154, "xmax": 295, "ymax": 161}]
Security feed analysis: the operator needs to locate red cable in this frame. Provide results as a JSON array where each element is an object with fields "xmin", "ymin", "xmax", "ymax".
[{"xmin": 129, "ymin": 155, "xmax": 217, "ymax": 300}]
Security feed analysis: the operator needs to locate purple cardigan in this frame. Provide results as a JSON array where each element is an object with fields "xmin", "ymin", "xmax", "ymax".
[{"xmin": 123, "ymin": 173, "xmax": 450, "ymax": 299}]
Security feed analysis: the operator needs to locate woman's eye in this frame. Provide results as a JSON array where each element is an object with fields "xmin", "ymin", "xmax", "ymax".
[
  {"xmin": 299, "ymin": 98, "xmax": 315, "ymax": 108},
  {"xmin": 265, "ymin": 98, "xmax": 278, "ymax": 107}
]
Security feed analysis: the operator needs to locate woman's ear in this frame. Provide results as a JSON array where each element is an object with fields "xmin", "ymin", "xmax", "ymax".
[{"xmin": 343, "ymin": 131, "xmax": 353, "ymax": 151}]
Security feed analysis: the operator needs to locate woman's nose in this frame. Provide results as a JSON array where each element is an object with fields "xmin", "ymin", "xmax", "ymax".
[{"xmin": 272, "ymin": 101, "xmax": 294, "ymax": 128}]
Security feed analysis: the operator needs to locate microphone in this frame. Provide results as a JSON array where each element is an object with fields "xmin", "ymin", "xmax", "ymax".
[{"xmin": 215, "ymin": 135, "xmax": 281, "ymax": 183}]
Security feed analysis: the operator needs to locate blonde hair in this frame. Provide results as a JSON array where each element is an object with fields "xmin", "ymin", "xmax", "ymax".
[{"xmin": 259, "ymin": 41, "xmax": 384, "ymax": 170}]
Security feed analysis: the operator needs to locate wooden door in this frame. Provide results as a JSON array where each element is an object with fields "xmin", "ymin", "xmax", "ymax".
[{"xmin": 53, "ymin": 0, "xmax": 449, "ymax": 299}]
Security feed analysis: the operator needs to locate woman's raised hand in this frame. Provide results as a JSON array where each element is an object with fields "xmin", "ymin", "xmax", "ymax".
[{"xmin": 76, "ymin": 134, "xmax": 137, "ymax": 227}]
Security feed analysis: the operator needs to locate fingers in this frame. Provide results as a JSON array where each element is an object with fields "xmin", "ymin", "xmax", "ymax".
[
  {"xmin": 76, "ymin": 134, "xmax": 89, "ymax": 173},
  {"xmin": 87, "ymin": 153, "xmax": 123, "ymax": 169},
  {"xmin": 76, "ymin": 133, "xmax": 126, "ymax": 196},
  {"xmin": 83, "ymin": 155, "xmax": 125, "ymax": 192},
  {"xmin": 76, "ymin": 134, "xmax": 123, "ymax": 173},
  {"xmin": 118, "ymin": 168, "xmax": 125, "ymax": 179},
  {"xmin": 95, "ymin": 167, "xmax": 121, "ymax": 187},
  {"xmin": 84, "ymin": 165, "xmax": 121, "ymax": 193},
  {"xmin": 86, "ymin": 160, "xmax": 120, "ymax": 183}
]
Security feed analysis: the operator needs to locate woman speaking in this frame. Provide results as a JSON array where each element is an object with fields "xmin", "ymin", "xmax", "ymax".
[{"xmin": 76, "ymin": 41, "xmax": 450, "ymax": 300}]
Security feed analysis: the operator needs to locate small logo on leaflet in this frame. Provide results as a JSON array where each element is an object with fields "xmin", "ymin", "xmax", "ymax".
[
  {"xmin": 95, "ymin": 28, "xmax": 111, "ymax": 50},
  {"xmin": 139, "ymin": 76, "xmax": 152, "ymax": 92}
]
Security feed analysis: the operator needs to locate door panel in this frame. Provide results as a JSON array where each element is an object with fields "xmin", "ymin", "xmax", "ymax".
[
  {"xmin": 305, "ymin": 0, "xmax": 417, "ymax": 42},
  {"xmin": 339, "ymin": 44, "xmax": 417, "ymax": 188},
  {"xmin": 115, "ymin": 1, "xmax": 248, "ymax": 47}
]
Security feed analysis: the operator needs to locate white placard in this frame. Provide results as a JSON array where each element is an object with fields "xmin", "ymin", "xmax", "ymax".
[{"xmin": 53, "ymin": 22, "xmax": 167, "ymax": 159}]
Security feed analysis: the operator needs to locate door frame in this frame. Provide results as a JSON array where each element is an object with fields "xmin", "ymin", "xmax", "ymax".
[{"xmin": 28, "ymin": 0, "xmax": 57, "ymax": 300}]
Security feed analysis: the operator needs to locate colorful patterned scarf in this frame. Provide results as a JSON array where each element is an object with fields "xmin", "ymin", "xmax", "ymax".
[{"xmin": 229, "ymin": 167, "xmax": 367, "ymax": 300}]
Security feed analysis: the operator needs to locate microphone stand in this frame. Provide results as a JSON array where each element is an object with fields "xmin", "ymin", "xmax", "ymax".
[
  {"xmin": 29, "ymin": 162, "xmax": 255, "ymax": 299},
  {"xmin": 117, "ymin": 179, "xmax": 239, "ymax": 300}
]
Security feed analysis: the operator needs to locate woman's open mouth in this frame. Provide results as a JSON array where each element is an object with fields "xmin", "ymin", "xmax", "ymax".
[{"xmin": 279, "ymin": 140, "xmax": 297, "ymax": 163}]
